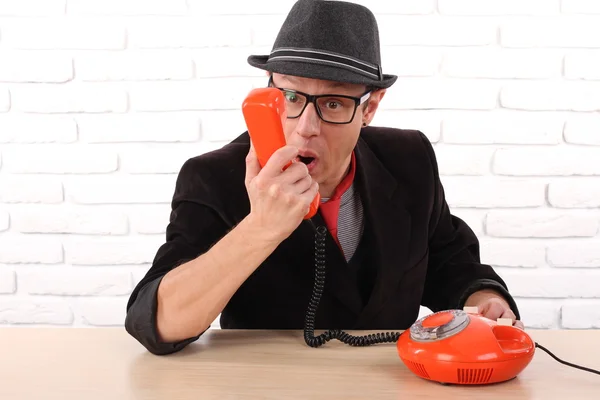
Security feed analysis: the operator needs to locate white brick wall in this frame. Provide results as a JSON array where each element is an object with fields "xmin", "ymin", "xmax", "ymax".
[{"xmin": 0, "ymin": 0, "xmax": 599, "ymax": 331}]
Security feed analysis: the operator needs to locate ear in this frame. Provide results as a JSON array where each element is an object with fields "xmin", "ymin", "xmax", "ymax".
[{"xmin": 362, "ymin": 89, "xmax": 386, "ymax": 125}]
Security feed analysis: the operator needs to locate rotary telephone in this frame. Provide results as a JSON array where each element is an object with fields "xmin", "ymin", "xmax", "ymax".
[{"xmin": 241, "ymin": 87, "xmax": 599, "ymax": 385}]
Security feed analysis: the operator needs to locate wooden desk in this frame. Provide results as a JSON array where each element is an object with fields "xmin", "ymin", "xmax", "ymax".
[{"xmin": 0, "ymin": 328, "xmax": 598, "ymax": 399}]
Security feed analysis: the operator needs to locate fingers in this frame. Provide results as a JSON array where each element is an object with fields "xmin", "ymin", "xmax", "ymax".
[
  {"xmin": 261, "ymin": 145, "xmax": 299, "ymax": 178},
  {"xmin": 299, "ymin": 180, "xmax": 319, "ymax": 206},
  {"xmin": 513, "ymin": 320, "xmax": 525, "ymax": 330},
  {"xmin": 478, "ymin": 300, "xmax": 525, "ymax": 329},
  {"xmin": 500, "ymin": 308, "xmax": 517, "ymax": 321},
  {"xmin": 245, "ymin": 145, "xmax": 261, "ymax": 186},
  {"xmin": 499, "ymin": 308, "xmax": 525, "ymax": 329},
  {"xmin": 291, "ymin": 174, "xmax": 313, "ymax": 194},
  {"xmin": 478, "ymin": 301, "xmax": 505, "ymax": 320},
  {"xmin": 283, "ymin": 160, "xmax": 310, "ymax": 184}
]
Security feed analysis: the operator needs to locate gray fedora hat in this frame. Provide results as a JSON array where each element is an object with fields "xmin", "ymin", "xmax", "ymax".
[{"xmin": 247, "ymin": 0, "xmax": 397, "ymax": 89}]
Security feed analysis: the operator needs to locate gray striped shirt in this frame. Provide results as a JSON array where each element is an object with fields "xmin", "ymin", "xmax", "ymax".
[{"xmin": 321, "ymin": 182, "xmax": 364, "ymax": 262}]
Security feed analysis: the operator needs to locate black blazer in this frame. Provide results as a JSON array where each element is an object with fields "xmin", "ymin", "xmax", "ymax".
[{"xmin": 125, "ymin": 127, "xmax": 520, "ymax": 355}]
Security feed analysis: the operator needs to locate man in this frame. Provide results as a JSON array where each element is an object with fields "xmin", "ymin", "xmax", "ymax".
[{"xmin": 125, "ymin": 0, "xmax": 523, "ymax": 355}]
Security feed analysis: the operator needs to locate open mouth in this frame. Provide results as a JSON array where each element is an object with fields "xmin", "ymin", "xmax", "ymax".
[{"xmin": 297, "ymin": 155, "xmax": 315, "ymax": 165}]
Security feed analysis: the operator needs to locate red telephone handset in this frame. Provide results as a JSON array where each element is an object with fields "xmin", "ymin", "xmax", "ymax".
[{"xmin": 241, "ymin": 87, "xmax": 320, "ymax": 220}]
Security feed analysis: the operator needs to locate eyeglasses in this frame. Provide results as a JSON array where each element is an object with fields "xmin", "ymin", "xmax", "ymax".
[{"xmin": 268, "ymin": 76, "xmax": 372, "ymax": 124}]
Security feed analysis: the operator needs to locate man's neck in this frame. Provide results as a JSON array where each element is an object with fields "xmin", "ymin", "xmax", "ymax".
[{"xmin": 319, "ymin": 154, "xmax": 353, "ymax": 199}]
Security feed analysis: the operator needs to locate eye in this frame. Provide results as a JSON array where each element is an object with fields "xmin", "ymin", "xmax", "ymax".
[
  {"xmin": 320, "ymin": 97, "xmax": 346, "ymax": 110},
  {"xmin": 283, "ymin": 91, "xmax": 299, "ymax": 103}
]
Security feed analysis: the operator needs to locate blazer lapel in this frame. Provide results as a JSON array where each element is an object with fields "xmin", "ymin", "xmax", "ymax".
[{"xmin": 351, "ymin": 136, "xmax": 413, "ymax": 328}]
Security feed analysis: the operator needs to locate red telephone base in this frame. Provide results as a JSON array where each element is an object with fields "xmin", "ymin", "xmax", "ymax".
[{"xmin": 397, "ymin": 309, "xmax": 535, "ymax": 385}]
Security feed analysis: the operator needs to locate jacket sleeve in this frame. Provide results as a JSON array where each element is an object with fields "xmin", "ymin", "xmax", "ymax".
[
  {"xmin": 124, "ymin": 157, "xmax": 233, "ymax": 355},
  {"xmin": 418, "ymin": 132, "xmax": 521, "ymax": 320}
]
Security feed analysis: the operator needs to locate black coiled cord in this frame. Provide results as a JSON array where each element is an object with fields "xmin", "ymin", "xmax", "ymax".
[{"xmin": 303, "ymin": 223, "xmax": 401, "ymax": 347}]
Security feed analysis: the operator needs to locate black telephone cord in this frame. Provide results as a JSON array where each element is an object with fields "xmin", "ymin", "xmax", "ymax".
[
  {"xmin": 303, "ymin": 224, "xmax": 400, "ymax": 347},
  {"xmin": 302, "ymin": 222, "xmax": 600, "ymax": 377},
  {"xmin": 535, "ymin": 343, "xmax": 600, "ymax": 375}
]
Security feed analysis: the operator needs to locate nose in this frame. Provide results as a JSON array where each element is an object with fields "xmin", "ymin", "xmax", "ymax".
[{"xmin": 295, "ymin": 102, "xmax": 321, "ymax": 139}]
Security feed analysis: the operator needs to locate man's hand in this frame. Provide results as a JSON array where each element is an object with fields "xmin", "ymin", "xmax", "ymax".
[
  {"xmin": 464, "ymin": 289, "xmax": 525, "ymax": 329},
  {"xmin": 244, "ymin": 144, "xmax": 319, "ymax": 244}
]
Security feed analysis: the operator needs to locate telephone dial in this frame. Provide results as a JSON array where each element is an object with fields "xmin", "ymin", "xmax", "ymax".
[{"xmin": 241, "ymin": 87, "xmax": 599, "ymax": 385}]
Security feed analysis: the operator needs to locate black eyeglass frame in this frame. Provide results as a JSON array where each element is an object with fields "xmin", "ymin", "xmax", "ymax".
[{"xmin": 268, "ymin": 76, "xmax": 372, "ymax": 125}]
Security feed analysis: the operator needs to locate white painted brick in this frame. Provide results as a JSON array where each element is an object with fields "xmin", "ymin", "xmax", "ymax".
[
  {"xmin": 0, "ymin": 270, "xmax": 15, "ymax": 293},
  {"xmin": 67, "ymin": 0, "xmax": 187, "ymax": 15},
  {"xmin": 201, "ymin": 110, "xmax": 254, "ymax": 143},
  {"xmin": 442, "ymin": 177, "xmax": 546, "ymax": 208},
  {"xmin": 514, "ymin": 299, "xmax": 561, "ymax": 329},
  {"xmin": 561, "ymin": 0, "xmax": 600, "ymax": 14},
  {"xmin": 130, "ymin": 265, "xmax": 152, "ymax": 286},
  {"xmin": 370, "ymin": 110, "xmax": 441, "ymax": 143},
  {"xmin": 64, "ymin": 236, "xmax": 164, "ymax": 265},
  {"xmin": 450, "ymin": 209, "xmax": 485, "ymax": 236},
  {"xmin": 250, "ymin": 15, "xmax": 290, "ymax": 47},
  {"xmin": 130, "ymin": 78, "xmax": 260, "ymax": 111},
  {"xmin": 0, "ymin": 87, "xmax": 10, "ymax": 112},
  {"xmin": 195, "ymin": 47, "xmax": 271, "ymax": 78},
  {"xmin": 442, "ymin": 112, "xmax": 563, "ymax": 145},
  {"xmin": 378, "ymin": 16, "xmax": 497, "ymax": 46},
  {"xmin": 548, "ymin": 179, "xmax": 600, "ymax": 208},
  {"xmin": 65, "ymin": 175, "xmax": 176, "ymax": 204},
  {"xmin": 0, "ymin": 52, "xmax": 72, "ymax": 82},
  {"xmin": 0, "ymin": 209, "xmax": 8, "ymax": 231},
  {"xmin": 434, "ymin": 146, "xmax": 493, "ymax": 175},
  {"xmin": 0, "ymin": 0, "xmax": 65, "ymax": 15},
  {"xmin": 500, "ymin": 81, "xmax": 600, "ymax": 111},
  {"xmin": 496, "ymin": 268, "xmax": 600, "ymax": 298},
  {"xmin": 0, "ymin": 298, "xmax": 73, "ymax": 325},
  {"xmin": 561, "ymin": 301, "xmax": 600, "ymax": 329},
  {"xmin": 442, "ymin": 49, "xmax": 562, "ymax": 79},
  {"xmin": 547, "ymin": 243, "xmax": 600, "ymax": 268},
  {"xmin": 119, "ymin": 144, "xmax": 220, "ymax": 174},
  {"xmin": 385, "ymin": 79, "xmax": 499, "ymax": 110},
  {"xmin": 494, "ymin": 147, "xmax": 600, "ymax": 176},
  {"xmin": 501, "ymin": 17, "xmax": 600, "ymax": 48},
  {"xmin": 439, "ymin": 0, "xmax": 560, "ymax": 15},
  {"xmin": 479, "ymin": 239, "xmax": 547, "ymax": 268},
  {"xmin": 10, "ymin": 205, "xmax": 128, "ymax": 235},
  {"xmin": 382, "ymin": 48, "xmax": 441, "ymax": 77},
  {"xmin": 189, "ymin": 0, "xmax": 297, "ymax": 15},
  {"xmin": 1, "ymin": 18, "xmax": 125, "ymax": 50},
  {"xmin": 194, "ymin": 0, "xmax": 435, "ymax": 15},
  {"xmin": 0, "ymin": 238, "xmax": 63, "ymax": 264},
  {"xmin": 77, "ymin": 114, "xmax": 200, "ymax": 143},
  {"xmin": 128, "ymin": 17, "xmax": 252, "ymax": 48},
  {"xmin": 486, "ymin": 210, "xmax": 599, "ymax": 238},
  {"xmin": 354, "ymin": 0, "xmax": 436, "ymax": 14},
  {"xmin": 3, "ymin": 145, "xmax": 118, "ymax": 174},
  {"xmin": 128, "ymin": 205, "xmax": 171, "ymax": 234},
  {"xmin": 19, "ymin": 266, "xmax": 132, "ymax": 295},
  {"xmin": 76, "ymin": 51, "xmax": 193, "ymax": 81},
  {"xmin": 0, "ymin": 177, "xmax": 63, "ymax": 203},
  {"xmin": 74, "ymin": 297, "xmax": 128, "ymax": 326},
  {"xmin": 564, "ymin": 116, "xmax": 600, "ymax": 145},
  {"xmin": 11, "ymin": 85, "xmax": 127, "ymax": 113},
  {"xmin": 0, "ymin": 116, "xmax": 77, "ymax": 143},
  {"xmin": 565, "ymin": 51, "xmax": 600, "ymax": 80}
]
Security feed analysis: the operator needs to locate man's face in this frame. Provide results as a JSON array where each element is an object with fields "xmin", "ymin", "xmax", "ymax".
[{"xmin": 270, "ymin": 73, "xmax": 386, "ymax": 197}]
